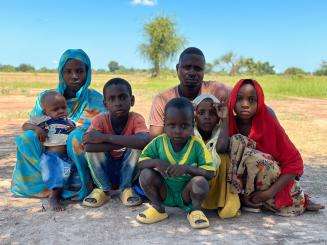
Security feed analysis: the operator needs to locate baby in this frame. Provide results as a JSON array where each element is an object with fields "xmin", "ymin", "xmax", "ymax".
[{"xmin": 22, "ymin": 90, "xmax": 75, "ymax": 211}]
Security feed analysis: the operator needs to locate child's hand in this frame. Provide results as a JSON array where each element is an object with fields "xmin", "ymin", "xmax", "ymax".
[
  {"xmin": 166, "ymin": 165, "xmax": 188, "ymax": 177},
  {"xmin": 213, "ymin": 101, "xmax": 228, "ymax": 119},
  {"xmin": 82, "ymin": 130, "xmax": 106, "ymax": 144},
  {"xmin": 35, "ymin": 126, "xmax": 47, "ymax": 142},
  {"xmin": 155, "ymin": 161, "xmax": 170, "ymax": 177},
  {"xmin": 250, "ymin": 189, "xmax": 274, "ymax": 203}
]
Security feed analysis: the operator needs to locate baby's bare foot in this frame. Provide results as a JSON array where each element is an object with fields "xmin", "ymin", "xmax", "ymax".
[{"xmin": 49, "ymin": 195, "xmax": 65, "ymax": 212}]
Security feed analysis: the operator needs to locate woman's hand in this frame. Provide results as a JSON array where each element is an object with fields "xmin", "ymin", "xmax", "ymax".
[
  {"xmin": 66, "ymin": 124, "xmax": 76, "ymax": 133},
  {"xmin": 213, "ymin": 101, "xmax": 228, "ymax": 119},
  {"xmin": 35, "ymin": 126, "xmax": 47, "ymax": 142},
  {"xmin": 82, "ymin": 130, "xmax": 106, "ymax": 144},
  {"xmin": 250, "ymin": 189, "xmax": 274, "ymax": 204}
]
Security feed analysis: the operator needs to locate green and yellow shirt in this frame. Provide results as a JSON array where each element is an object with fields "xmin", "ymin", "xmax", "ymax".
[{"xmin": 139, "ymin": 134, "xmax": 216, "ymax": 178}]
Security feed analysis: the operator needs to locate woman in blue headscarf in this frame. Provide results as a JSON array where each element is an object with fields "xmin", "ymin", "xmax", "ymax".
[{"xmin": 11, "ymin": 49, "xmax": 105, "ymax": 201}]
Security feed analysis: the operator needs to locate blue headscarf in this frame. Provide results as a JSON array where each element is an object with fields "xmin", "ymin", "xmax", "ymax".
[{"xmin": 30, "ymin": 49, "xmax": 103, "ymax": 124}]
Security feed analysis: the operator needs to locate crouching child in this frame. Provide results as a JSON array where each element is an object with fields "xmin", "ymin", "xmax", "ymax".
[{"xmin": 136, "ymin": 97, "xmax": 215, "ymax": 229}]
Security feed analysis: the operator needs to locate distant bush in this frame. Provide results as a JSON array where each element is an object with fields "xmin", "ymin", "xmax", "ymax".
[
  {"xmin": 0, "ymin": 64, "xmax": 16, "ymax": 72},
  {"xmin": 38, "ymin": 67, "xmax": 56, "ymax": 73},
  {"xmin": 284, "ymin": 67, "xmax": 307, "ymax": 76},
  {"xmin": 94, "ymin": 69, "xmax": 108, "ymax": 73},
  {"xmin": 108, "ymin": 61, "xmax": 120, "ymax": 72},
  {"xmin": 17, "ymin": 63, "xmax": 35, "ymax": 72},
  {"xmin": 314, "ymin": 61, "xmax": 327, "ymax": 76}
]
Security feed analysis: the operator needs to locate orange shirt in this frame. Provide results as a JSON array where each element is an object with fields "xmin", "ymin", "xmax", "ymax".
[
  {"xmin": 149, "ymin": 81, "xmax": 230, "ymax": 127},
  {"xmin": 88, "ymin": 112, "xmax": 148, "ymax": 159}
]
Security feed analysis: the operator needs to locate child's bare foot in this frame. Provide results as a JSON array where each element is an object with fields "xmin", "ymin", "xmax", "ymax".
[
  {"xmin": 241, "ymin": 195, "xmax": 262, "ymax": 208},
  {"xmin": 50, "ymin": 188, "xmax": 65, "ymax": 212},
  {"xmin": 50, "ymin": 196, "xmax": 65, "ymax": 211},
  {"xmin": 306, "ymin": 198, "xmax": 325, "ymax": 211}
]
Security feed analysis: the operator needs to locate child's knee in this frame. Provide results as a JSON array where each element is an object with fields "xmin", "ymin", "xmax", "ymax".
[
  {"xmin": 191, "ymin": 176, "xmax": 209, "ymax": 195},
  {"xmin": 139, "ymin": 168, "xmax": 158, "ymax": 187},
  {"xmin": 86, "ymin": 152, "xmax": 106, "ymax": 162}
]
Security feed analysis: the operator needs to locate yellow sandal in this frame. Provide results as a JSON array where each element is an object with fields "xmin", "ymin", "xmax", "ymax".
[
  {"xmin": 136, "ymin": 205, "xmax": 168, "ymax": 224},
  {"xmin": 120, "ymin": 188, "xmax": 142, "ymax": 207},
  {"xmin": 82, "ymin": 188, "xmax": 109, "ymax": 208},
  {"xmin": 187, "ymin": 210, "xmax": 210, "ymax": 229}
]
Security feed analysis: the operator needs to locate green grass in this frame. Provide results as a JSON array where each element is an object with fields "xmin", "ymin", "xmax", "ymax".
[
  {"xmin": 0, "ymin": 72, "xmax": 326, "ymax": 99},
  {"xmin": 204, "ymin": 74, "xmax": 327, "ymax": 99}
]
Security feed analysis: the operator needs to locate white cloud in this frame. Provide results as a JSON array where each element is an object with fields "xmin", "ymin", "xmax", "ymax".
[{"xmin": 131, "ymin": 0, "xmax": 157, "ymax": 6}]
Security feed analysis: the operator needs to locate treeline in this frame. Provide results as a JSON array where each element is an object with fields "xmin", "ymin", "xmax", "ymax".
[
  {"xmin": 100, "ymin": 57, "xmax": 327, "ymax": 76},
  {"xmin": 0, "ymin": 62, "xmax": 149, "ymax": 74},
  {"xmin": 1, "ymin": 58, "xmax": 327, "ymax": 76},
  {"xmin": 204, "ymin": 52, "xmax": 327, "ymax": 76},
  {"xmin": 0, "ymin": 64, "xmax": 56, "ymax": 73}
]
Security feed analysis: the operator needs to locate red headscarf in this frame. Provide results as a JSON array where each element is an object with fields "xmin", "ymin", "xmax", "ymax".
[{"xmin": 228, "ymin": 79, "xmax": 303, "ymax": 208}]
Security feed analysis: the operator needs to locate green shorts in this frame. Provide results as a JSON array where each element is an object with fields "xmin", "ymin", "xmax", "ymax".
[{"xmin": 163, "ymin": 177, "xmax": 193, "ymax": 212}]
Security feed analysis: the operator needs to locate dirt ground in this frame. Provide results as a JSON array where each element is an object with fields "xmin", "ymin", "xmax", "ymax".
[{"xmin": 0, "ymin": 96, "xmax": 326, "ymax": 244}]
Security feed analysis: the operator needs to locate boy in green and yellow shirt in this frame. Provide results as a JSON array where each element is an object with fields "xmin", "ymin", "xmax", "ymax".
[{"xmin": 136, "ymin": 97, "xmax": 215, "ymax": 229}]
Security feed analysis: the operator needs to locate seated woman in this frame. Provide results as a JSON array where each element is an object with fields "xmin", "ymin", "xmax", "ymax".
[
  {"xmin": 226, "ymin": 79, "xmax": 324, "ymax": 216},
  {"xmin": 11, "ymin": 49, "xmax": 105, "ymax": 202},
  {"xmin": 193, "ymin": 94, "xmax": 240, "ymax": 218}
]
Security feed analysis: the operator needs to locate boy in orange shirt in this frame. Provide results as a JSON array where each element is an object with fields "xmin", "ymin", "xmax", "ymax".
[{"xmin": 82, "ymin": 78, "xmax": 150, "ymax": 207}]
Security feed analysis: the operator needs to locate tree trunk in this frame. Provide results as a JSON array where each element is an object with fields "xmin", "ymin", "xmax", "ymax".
[
  {"xmin": 152, "ymin": 61, "xmax": 160, "ymax": 77},
  {"xmin": 230, "ymin": 64, "xmax": 239, "ymax": 76}
]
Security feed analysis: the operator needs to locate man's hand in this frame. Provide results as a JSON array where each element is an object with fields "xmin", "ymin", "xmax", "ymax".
[
  {"xmin": 213, "ymin": 101, "xmax": 228, "ymax": 119},
  {"xmin": 166, "ymin": 165, "xmax": 188, "ymax": 177},
  {"xmin": 83, "ymin": 130, "xmax": 106, "ymax": 144}
]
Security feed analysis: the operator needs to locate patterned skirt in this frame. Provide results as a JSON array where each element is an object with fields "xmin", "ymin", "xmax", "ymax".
[{"xmin": 228, "ymin": 134, "xmax": 306, "ymax": 217}]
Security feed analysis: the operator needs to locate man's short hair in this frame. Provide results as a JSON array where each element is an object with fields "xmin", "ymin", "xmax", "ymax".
[{"xmin": 178, "ymin": 47, "xmax": 205, "ymax": 63}]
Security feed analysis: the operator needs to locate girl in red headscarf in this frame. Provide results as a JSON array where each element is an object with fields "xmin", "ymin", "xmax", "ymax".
[{"xmin": 226, "ymin": 79, "xmax": 323, "ymax": 216}]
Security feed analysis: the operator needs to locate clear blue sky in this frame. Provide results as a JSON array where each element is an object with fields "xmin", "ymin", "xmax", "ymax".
[{"xmin": 1, "ymin": 0, "xmax": 326, "ymax": 72}]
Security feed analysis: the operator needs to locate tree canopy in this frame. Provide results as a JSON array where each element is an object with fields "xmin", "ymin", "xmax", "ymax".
[{"xmin": 139, "ymin": 16, "xmax": 185, "ymax": 77}]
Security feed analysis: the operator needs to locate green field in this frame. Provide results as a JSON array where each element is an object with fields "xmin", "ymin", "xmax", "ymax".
[{"xmin": 0, "ymin": 72, "xmax": 326, "ymax": 99}]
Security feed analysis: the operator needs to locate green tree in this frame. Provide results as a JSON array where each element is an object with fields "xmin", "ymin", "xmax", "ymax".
[
  {"xmin": 108, "ymin": 61, "xmax": 120, "ymax": 72},
  {"xmin": 214, "ymin": 52, "xmax": 242, "ymax": 75},
  {"xmin": 214, "ymin": 53, "xmax": 275, "ymax": 75},
  {"xmin": 284, "ymin": 67, "xmax": 307, "ymax": 75},
  {"xmin": 252, "ymin": 61, "xmax": 275, "ymax": 75},
  {"xmin": 0, "ymin": 64, "xmax": 16, "ymax": 72},
  {"xmin": 314, "ymin": 61, "xmax": 327, "ymax": 76},
  {"xmin": 139, "ymin": 16, "xmax": 185, "ymax": 77},
  {"xmin": 17, "ymin": 63, "xmax": 35, "ymax": 72}
]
